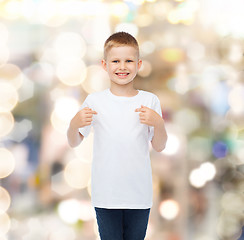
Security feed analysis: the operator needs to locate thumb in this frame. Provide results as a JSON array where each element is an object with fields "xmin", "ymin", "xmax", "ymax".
[{"xmin": 135, "ymin": 107, "xmax": 141, "ymax": 112}]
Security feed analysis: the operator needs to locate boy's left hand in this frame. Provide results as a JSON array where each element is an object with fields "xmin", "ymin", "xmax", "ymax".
[{"xmin": 135, "ymin": 105, "xmax": 162, "ymax": 127}]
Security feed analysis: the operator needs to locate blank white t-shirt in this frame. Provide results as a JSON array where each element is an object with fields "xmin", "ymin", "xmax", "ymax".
[{"xmin": 79, "ymin": 88, "xmax": 162, "ymax": 209}]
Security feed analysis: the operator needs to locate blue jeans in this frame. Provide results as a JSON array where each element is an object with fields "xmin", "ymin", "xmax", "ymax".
[{"xmin": 94, "ymin": 207, "xmax": 150, "ymax": 240}]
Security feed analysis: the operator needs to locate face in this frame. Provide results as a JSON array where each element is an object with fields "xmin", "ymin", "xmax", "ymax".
[{"xmin": 102, "ymin": 46, "xmax": 142, "ymax": 87}]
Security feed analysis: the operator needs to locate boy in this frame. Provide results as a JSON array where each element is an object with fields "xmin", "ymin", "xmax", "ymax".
[{"xmin": 67, "ymin": 32, "xmax": 167, "ymax": 240}]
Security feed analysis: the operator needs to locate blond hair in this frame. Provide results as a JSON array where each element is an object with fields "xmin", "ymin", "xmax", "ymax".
[{"xmin": 104, "ymin": 32, "xmax": 139, "ymax": 59}]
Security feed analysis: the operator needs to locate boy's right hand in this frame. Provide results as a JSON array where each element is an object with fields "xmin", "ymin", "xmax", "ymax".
[{"xmin": 70, "ymin": 107, "xmax": 97, "ymax": 129}]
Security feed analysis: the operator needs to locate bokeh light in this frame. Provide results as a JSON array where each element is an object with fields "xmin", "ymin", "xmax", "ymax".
[
  {"xmin": 79, "ymin": 200, "xmax": 95, "ymax": 221},
  {"xmin": 167, "ymin": 2, "xmax": 197, "ymax": 25},
  {"xmin": 0, "ymin": 211, "xmax": 11, "ymax": 236},
  {"xmin": 51, "ymin": 97, "xmax": 79, "ymax": 134},
  {"xmin": 0, "ymin": 187, "xmax": 11, "ymax": 213},
  {"xmin": 73, "ymin": 132, "xmax": 94, "ymax": 163},
  {"xmin": 0, "ymin": 23, "xmax": 8, "ymax": 44},
  {"xmin": 160, "ymin": 48, "xmax": 184, "ymax": 63},
  {"xmin": 125, "ymin": 0, "xmax": 145, "ymax": 6},
  {"xmin": 217, "ymin": 213, "xmax": 242, "ymax": 240},
  {"xmin": 0, "ymin": 82, "xmax": 18, "ymax": 112},
  {"xmin": 82, "ymin": 65, "xmax": 110, "ymax": 93},
  {"xmin": 2, "ymin": 0, "xmax": 21, "ymax": 20},
  {"xmin": 54, "ymin": 97, "xmax": 79, "ymax": 122},
  {"xmin": 110, "ymin": 2, "xmax": 129, "ymax": 18},
  {"xmin": 138, "ymin": 60, "xmax": 152, "ymax": 78},
  {"xmin": 0, "ymin": 23, "xmax": 9, "ymax": 65},
  {"xmin": 17, "ymin": 75, "xmax": 34, "ymax": 102},
  {"xmin": 200, "ymin": 0, "xmax": 244, "ymax": 37},
  {"xmin": 187, "ymin": 42, "xmax": 205, "ymax": 61},
  {"xmin": 64, "ymin": 159, "xmax": 91, "ymax": 189},
  {"xmin": 189, "ymin": 168, "xmax": 206, "ymax": 188},
  {"xmin": 228, "ymin": 43, "xmax": 243, "ymax": 63},
  {"xmin": 228, "ymin": 84, "xmax": 244, "ymax": 115},
  {"xmin": 136, "ymin": 14, "xmax": 153, "ymax": 28},
  {"xmin": 189, "ymin": 162, "xmax": 216, "ymax": 188},
  {"xmin": 22, "ymin": 218, "xmax": 48, "ymax": 239},
  {"xmin": 168, "ymin": 64, "xmax": 199, "ymax": 94},
  {"xmin": 49, "ymin": 227, "xmax": 76, "ymax": 240},
  {"xmin": 56, "ymin": 59, "xmax": 87, "ymax": 86},
  {"xmin": 159, "ymin": 199, "xmax": 179, "ymax": 220},
  {"xmin": 51, "ymin": 171, "xmax": 73, "ymax": 196},
  {"xmin": 221, "ymin": 191, "xmax": 243, "ymax": 216},
  {"xmin": 163, "ymin": 133, "xmax": 180, "ymax": 155},
  {"xmin": 0, "ymin": 112, "xmax": 14, "ymax": 138},
  {"xmin": 58, "ymin": 199, "xmax": 81, "ymax": 224},
  {"xmin": 0, "ymin": 64, "xmax": 23, "ymax": 89},
  {"xmin": 234, "ymin": 140, "xmax": 244, "ymax": 164},
  {"xmin": 9, "ymin": 119, "xmax": 33, "ymax": 143},
  {"xmin": 199, "ymin": 162, "xmax": 216, "ymax": 181},
  {"xmin": 0, "ymin": 148, "xmax": 15, "ymax": 179},
  {"xmin": 54, "ymin": 32, "xmax": 87, "ymax": 60},
  {"xmin": 173, "ymin": 108, "xmax": 200, "ymax": 134},
  {"xmin": 140, "ymin": 41, "xmax": 155, "ymax": 56},
  {"xmin": 0, "ymin": 236, "xmax": 7, "ymax": 240},
  {"xmin": 212, "ymin": 141, "xmax": 228, "ymax": 158},
  {"xmin": 115, "ymin": 23, "xmax": 139, "ymax": 37},
  {"xmin": 0, "ymin": 47, "xmax": 9, "ymax": 66}
]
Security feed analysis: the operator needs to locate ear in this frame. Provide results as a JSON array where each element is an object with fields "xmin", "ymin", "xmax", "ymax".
[
  {"xmin": 101, "ymin": 59, "xmax": 107, "ymax": 71},
  {"xmin": 137, "ymin": 59, "xmax": 142, "ymax": 70}
]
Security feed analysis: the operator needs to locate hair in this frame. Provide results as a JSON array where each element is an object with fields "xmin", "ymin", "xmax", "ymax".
[{"xmin": 104, "ymin": 31, "xmax": 139, "ymax": 59}]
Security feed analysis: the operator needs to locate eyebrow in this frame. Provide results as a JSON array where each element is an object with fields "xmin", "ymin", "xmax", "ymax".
[{"xmin": 110, "ymin": 56, "xmax": 136, "ymax": 60}]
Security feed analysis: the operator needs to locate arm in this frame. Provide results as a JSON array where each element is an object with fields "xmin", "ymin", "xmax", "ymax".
[
  {"xmin": 135, "ymin": 105, "xmax": 167, "ymax": 152},
  {"xmin": 67, "ymin": 107, "xmax": 97, "ymax": 148},
  {"xmin": 67, "ymin": 125, "xmax": 84, "ymax": 148},
  {"xmin": 151, "ymin": 118, "xmax": 167, "ymax": 152}
]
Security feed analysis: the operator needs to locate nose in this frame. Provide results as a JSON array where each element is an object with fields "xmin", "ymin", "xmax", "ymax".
[{"xmin": 119, "ymin": 61, "xmax": 126, "ymax": 70}]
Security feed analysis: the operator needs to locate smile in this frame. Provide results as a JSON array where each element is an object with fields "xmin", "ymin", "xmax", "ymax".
[{"xmin": 116, "ymin": 73, "xmax": 129, "ymax": 76}]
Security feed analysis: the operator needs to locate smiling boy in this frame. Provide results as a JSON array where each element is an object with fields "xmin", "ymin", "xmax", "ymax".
[{"xmin": 67, "ymin": 32, "xmax": 167, "ymax": 240}]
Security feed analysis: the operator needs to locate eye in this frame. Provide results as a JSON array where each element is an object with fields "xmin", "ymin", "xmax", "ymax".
[
  {"xmin": 126, "ymin": 60, "xmax": 133, "ymax": 62},
  {"xmin": 112, "ymin": 60, "xmax": 119, "ymax": 63}
]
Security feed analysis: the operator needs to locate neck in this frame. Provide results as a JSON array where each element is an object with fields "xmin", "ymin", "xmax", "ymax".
[{"xmin": 110, "ymin": 83, "xmax": 138, "ymax": 97}]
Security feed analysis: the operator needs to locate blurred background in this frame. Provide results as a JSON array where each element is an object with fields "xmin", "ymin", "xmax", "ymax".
[{"xmin": 0, "ymin": 0, "xmax": 244, "ymax": 239}]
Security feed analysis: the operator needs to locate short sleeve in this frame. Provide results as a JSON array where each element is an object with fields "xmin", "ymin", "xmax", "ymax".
[
  {"xmin": 148, "ymin": 95, "xmax": 162, "ymax": 141},
  {"xmin": 79, "ymin": 95, "xmax": 92, "ymax": 138}
]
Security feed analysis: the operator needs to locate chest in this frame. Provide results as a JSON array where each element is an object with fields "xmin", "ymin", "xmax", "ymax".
[
  {"xmin": 90, "ymin": 96, "xmax": 154, "ymax": 142},
  {"xmin": 94, "ymin": 101, "xmax": 140, "ymax": 128}
]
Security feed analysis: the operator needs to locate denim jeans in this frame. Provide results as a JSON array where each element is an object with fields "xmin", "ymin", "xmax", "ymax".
[{"xmin": 94, "ymin": 207, "xmax": 150, "ymax": 240}]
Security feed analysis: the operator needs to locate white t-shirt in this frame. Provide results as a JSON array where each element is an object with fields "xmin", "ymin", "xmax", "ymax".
[{"xmin": 79, "ymin": 88, "xmax": 162, "ymax": 209}]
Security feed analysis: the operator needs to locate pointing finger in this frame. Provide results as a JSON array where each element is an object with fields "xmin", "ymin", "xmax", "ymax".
[
  {"xmin": 141, "ymin": 105, "xmax": 148, "ymax": 109},
  {"xmin": 86, "ymin": 108, "xmax": 97, "ymax": 114},
  {"xmin": 140, "ymin": 107, "xmax": 147, "ymax": 112}
]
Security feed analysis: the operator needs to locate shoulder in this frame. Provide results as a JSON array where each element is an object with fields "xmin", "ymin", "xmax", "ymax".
[
  {"xmin": 139, "ymin": 90, "xmax": 159, "ymax": 101},
  {"xmin": 85, "ymin": 89, "xmax": 108, "ymax": 100}
]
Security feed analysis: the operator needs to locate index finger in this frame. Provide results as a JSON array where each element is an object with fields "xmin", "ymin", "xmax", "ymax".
[
  {"xmin": 135, "ymin": 108, "xmax": 146, "ymax": 112},
  {"xmin": 135, "ymin": 108, "xmax": 142, "ymax": 112},
  {"xmin": 85, "ymin": 108, "xmax": 97, "ymax": 114}
]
